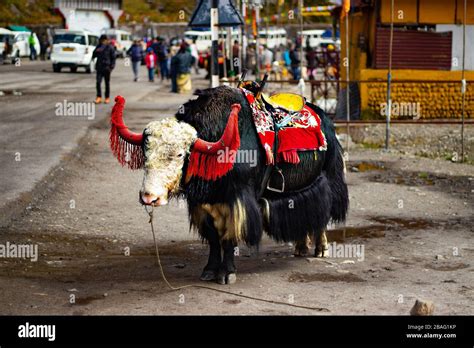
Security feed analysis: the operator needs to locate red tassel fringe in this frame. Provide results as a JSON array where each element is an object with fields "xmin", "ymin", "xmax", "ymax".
[
  {"xmin": 279, "ymin": 150, "xmax": 301, "ymax": 164},
  {"xmin": 186, "ymin": 118, "xmax": 241, "ymax": 181},
  {"xmin": 110, "ymin": 116, "xmax": 144, "ymax": 170}
]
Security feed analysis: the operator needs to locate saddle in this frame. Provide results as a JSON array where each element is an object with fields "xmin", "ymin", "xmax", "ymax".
[
  {"xmin": 239, "ymin": 77, "xmax": 327, "ymax": 195},
  {"xmin": 264, "ymin": 93, "xmax": 305, "ymax": 113}
]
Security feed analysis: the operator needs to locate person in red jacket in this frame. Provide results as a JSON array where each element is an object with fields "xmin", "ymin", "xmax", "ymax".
[{"xmin": 145, "ymin": 48, "xmax": 157, "ymax": 82}]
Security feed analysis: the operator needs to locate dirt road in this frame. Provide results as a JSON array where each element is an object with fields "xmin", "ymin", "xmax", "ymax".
[{"xmin": 0, "ymin": 62, "xmax": 473, "ymax": 315}]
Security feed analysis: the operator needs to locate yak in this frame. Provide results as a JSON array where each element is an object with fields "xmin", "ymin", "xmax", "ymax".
[{"xmin": 109, "ymin": 85, "xmax": 348, "ymax": 285}]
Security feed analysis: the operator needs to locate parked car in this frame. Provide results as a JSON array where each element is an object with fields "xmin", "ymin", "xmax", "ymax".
[
  {"xmin": 102, "ymin": 28, "xmax": 132, "ymax": 58},
  {"xmin": 10, "ymin": 31, "xmax": 40, "ymax": 58},
  {"xmin": 50, "ymin": 29, "xmax": 98, "ymax": 73}
]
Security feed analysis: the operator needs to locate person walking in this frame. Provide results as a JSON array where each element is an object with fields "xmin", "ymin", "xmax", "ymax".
[
  {"xmin": 145, "ymin": 48, "xmax": 157, "ymax": 82},
  {"xmin": 232, "ymin": 40, "xmax": 240, "ymax": 75},
  {"xmin": 127, "ymin": 40, "xmax": 144, "ymax": 82},
  {"xmin": 39, "ymin": 34, "xmax": 49, "ymax": 61},
  {"xmin": 189, "ymin": 39, "xmax": 199, "ymax": 74},
  {"xmin": 170, "ymin": 42, "xmax": 195, "ymax": 93},
  {"xmin": 1, "ymin": 35, "xmax": 11, "ymax": 64},
  {"xmin": 157, "ymin": 38, "xmax": 169, "ymax": 81},
  {"xmin": 306, "ymin": 45, "xmax": 317, "ymax": 80},
  {"xmin": 28, "ymin": 32, "xmax": 37, "ymax": 60},
  {"xmin": 289, "ymin": 44, "xmax": 301, "ymax": 80},
  {"xmin": 92, "ymin": 34, "xmax": 116, "ymax": 104},
  {"xmin": 262, "ymin": 45, "xmax": 274, "ymax": 77}
]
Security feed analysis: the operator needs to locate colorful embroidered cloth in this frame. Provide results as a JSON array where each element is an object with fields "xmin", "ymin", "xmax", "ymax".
[{"xmin": 241, "ymin": 88, "xmax": 327, "ymax": 165}]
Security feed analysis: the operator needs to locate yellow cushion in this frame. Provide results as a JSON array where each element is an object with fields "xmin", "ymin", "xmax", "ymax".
[{"xmin": 266, "ymin": 93, "xmax": 305, "ymax": 112}]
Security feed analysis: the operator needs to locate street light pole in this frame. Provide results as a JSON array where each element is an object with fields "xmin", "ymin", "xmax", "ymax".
[{"xmin": 211, "ymin": 0, "xmax": 220, "ymax": 87}]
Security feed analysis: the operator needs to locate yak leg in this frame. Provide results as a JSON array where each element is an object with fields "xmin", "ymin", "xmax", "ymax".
[
  {"xmin": 315, "ymin": 230, "xmax": 328, "ymax": 258},
  {"xmin": 294, "ymin": 236, "xmax": 312, "ymax": 257},
  {"xmin": 217, "ymin": 239, "xmax": 237, "ymax": 285},
  {"xmin": 200, "ymin": 216, "xmax": 222, "ymax": 281}
]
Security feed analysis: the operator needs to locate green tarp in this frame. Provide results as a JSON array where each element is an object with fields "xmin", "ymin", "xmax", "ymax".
[{"xmin": 8, "ymin": 25, "xmax": 31, "ymax": 32}]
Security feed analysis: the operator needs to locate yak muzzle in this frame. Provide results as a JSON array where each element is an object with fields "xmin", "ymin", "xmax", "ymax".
[{"xmin": 139, "ymin": 191, "xmax": 168, "ymax": 206}]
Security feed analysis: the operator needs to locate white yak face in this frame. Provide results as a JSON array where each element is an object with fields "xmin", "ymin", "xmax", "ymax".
[{"xmin": 140, "ymin": 118, "xmax": 197, "ymax": 206}]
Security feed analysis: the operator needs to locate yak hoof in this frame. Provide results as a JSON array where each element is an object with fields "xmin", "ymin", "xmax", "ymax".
[
  {"xmin": 294, "ymin": 236, "xmax": 311, "ymax": 257},
  {"xmin": 315, "ymin": 247, "xmax": 329, "ymax": 258},
  {"xmin": 200, "ymin": 269, "xmax": 218, "ymax": 281},
  {"xmin": 217, "ymin": 272, "xmax": 237, "ymax": 285}
]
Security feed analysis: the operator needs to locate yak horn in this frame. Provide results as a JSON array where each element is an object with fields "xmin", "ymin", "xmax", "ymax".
[
  {"xmin": 110, "ymin": 96, "xmax": 143, "ymax": 145},
  {"xmin": 193, "ymin": 104, "xmax": 241, "ymax": 154}
]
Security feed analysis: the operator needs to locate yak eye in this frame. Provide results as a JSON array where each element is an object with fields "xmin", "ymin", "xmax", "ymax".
[{"xmin": 177, "ymin": 153, "xmax": 184, "ymax": 158}]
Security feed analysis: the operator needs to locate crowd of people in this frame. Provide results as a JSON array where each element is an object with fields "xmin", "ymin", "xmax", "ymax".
[
  {"xmin": 1, "ymin": 29, "xmax": 340, "ymax": 103},
  {"xmin": 90, "ymin": 34, "xmax": 341, "ymax": 103},
  {"xmin": 125, "ymin": 36, "xmax": 196, "ymax": 93}
]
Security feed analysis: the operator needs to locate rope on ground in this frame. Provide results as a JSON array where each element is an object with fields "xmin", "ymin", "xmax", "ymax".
[{"xmin": 144, "ymin": 206, "xmax": 329, "ymax": 313}]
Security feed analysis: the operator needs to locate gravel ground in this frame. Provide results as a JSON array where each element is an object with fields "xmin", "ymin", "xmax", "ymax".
[{"xmin": 349, "ymin": 124, "xmax": 474, "ymax": 163}]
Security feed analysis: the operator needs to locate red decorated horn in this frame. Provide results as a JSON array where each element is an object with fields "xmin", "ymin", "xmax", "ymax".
[
  {"xmin": 110, "ymin": 96, "xmax": 143, "ymax": 145},
  {"xmin": 193, "ymin": 103, "xmax": 241, "ymax": 154},
  {"xmin": 110, "ymin": 96, "xmax": 144, "ymax": 170},
  {"xmin": 187, "ymin": 103, "xmax": 242, "ymax": 181}
]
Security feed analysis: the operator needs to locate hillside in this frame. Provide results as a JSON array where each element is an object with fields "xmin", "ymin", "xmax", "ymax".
[{"xmin": 0, "ymin": 0, "xmax": 330, "ymax": 27}]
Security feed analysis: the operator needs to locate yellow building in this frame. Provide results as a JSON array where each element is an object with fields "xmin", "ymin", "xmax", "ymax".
[{"xmin": 339, "ymin": 0, "xmax": 474, "ymax": 119}]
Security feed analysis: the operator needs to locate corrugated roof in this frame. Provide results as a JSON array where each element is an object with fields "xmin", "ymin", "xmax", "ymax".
[{"xmin": 374, "ymin": 27, "xmax": 452, "ymax": 70}]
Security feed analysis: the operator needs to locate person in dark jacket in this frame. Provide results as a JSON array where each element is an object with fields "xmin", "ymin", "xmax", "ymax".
[
  {"xmin": 127, "ymin": 39, "xmax": 144, "ymax": 82},
  {"xmin": 92, "ymin": 35, "xmax": 116, "ymax": 104},
  {"xmin": 306, "ymin": 46, "xmax": 317, "ymax": 80},
  {"xmin": 289, "ymin": 44, "xmax": 301, "ymax": 80},
  {"xmin": 170, "ymin": 42, "xmax": 195, "ymax": 93}
]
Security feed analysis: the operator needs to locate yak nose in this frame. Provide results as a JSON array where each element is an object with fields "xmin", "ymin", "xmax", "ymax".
[{"xmin": 140, "ymin": 192, "xmax": 159, "ymax": 205}]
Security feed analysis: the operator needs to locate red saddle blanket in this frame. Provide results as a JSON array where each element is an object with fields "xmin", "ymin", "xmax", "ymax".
[{"xmin": 241, "ymin": 88, "xmax": 327, "ymax": 165}]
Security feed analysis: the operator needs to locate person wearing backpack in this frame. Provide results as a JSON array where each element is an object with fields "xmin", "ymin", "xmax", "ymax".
[
  {"xmin": 92, "ymin": 34, "xmax": 116, "ymax": 104},
  {"xmin": 127, "ymin": 40, "xmax": 144, "ymax": 82}
]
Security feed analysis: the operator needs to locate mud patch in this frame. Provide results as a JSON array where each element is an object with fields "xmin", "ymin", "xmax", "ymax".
[
  {"xmin": 288, "ymin": 271, "xmax": 365, "ymax": 283},
  {"xmin": 425, "ymin": 262, "xmax": 470, "ymax": 271},
  {"xmin": 327, "ymin": 216, "xmax": 437, "ymax": 243},
  {"xmin": 0, "ymin": 229, "xmax": 203, "ymax": 282}
]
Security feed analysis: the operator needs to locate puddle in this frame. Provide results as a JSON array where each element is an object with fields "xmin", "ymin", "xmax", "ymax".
[
  {"xmin": 349, "ymin": 161, "xmax": 386, "ymax": 172},
  {"xmin": 74, "ymin": 295, "xmax": 104, "ymax": 306},
  {"xmin": 288, "ymin": 271, "xmax": 365, "ymax": 283},
  {"xmin": 327, "ymin": 216, "xmax": 437, "ymax": 243}
]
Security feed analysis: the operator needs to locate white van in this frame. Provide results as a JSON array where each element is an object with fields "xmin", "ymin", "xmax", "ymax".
[
  {"xmin": 258, "ymin": 28, "xmax": 287, "ymax": 49},
  {"xmin": 184, "ymin": 29, "xmax": 241, "ymax": 53},
  {"xmin": 102, "ymin": 29, "xmax": 132, "ymax": 58},
  {"xmin": 10, "ymin": 31, "xmax": 41, "ymax": 58},
  {"xmin": 51, "ymin": 29, "xmax": 99, "ymax": 73},
  {"xmin": 300, "ymin": 29, "xmax": 341, "ymax": 49}
]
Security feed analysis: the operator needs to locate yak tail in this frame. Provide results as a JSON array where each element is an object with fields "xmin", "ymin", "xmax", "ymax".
[{"xmin": 327, "ymin": 140, "xmax": 349, "ymax": 223}]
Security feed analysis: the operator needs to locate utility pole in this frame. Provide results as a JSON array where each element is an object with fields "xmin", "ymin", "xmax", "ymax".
[{"xmin": 211, "ymin": 0, "xmax": 219, "ymax": 87}]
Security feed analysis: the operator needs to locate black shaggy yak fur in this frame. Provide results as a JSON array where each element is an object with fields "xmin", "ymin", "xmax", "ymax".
[{"xmin": 176, "ymin": 86, "xmax": 348, "ymax": 246}]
